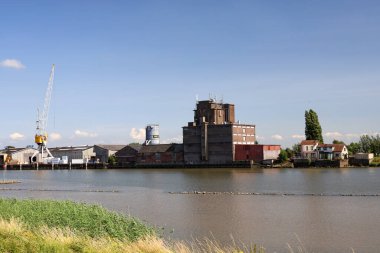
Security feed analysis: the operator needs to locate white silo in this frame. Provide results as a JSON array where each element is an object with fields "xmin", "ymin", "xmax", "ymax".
[{"xmin": 145, "ymin": 124, "xmax": 160, "ymax": 145}]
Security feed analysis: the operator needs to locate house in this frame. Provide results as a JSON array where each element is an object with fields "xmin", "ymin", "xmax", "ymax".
[
  {"xmin": 136, "ymin": 144, "xmax": 184, "ymax": 165},
  {"xmin": 114, "ymin": 144, "xmax": 142, "ymax": 166},
  {"xmin": 0, "ymin": 147, "xmax": 37, "ymax": 165},
  {"xmin": 300, "ymin": 140, "xmax": 319, "ymax": 160},
  {"xmin": 317, "ymin": 144, "xmax": 348, "ymax": 160},
  {"xmin": 94, "ymin": 145, "xmax": 127, "ymax": 163}
]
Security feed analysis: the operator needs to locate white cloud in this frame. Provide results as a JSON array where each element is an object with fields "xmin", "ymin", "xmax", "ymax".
[
  {"xmin": 10, "ymin": 132, "xmax": 25, "ymax": 140},
  {"xmin": 345, "ymin": 133, "xmax": 360, "ymax": 139},
  {"xmin": 256, "ymin": 135, "xmax": 265, "ymax": 140},
  {"xmin": 74, "ymin": 130, "xmax": 98, "ymax": 138},
  {"xmin": 129, "ymin": 128, "xmax": 145, "ymax": 141},
  {"xmin": 0, "ymin": 59, "xmax": 25, "ymax": 69},
  {"xmin": 50, "ymin": 132, "xmax": 62, "ymax": 141},
  {"xmin": 324, "ymin": 132, "xmax": 343, "ymax": 138},
  {"xmin": 271, "ymin": 134, "xmax": 284, "ymax": 140},
  {"xmin": 161, "ymin": 136, "xmax": 183, "ymax": 144},
  {"xmin": 291, "ymin": 134, "xmax": 305, "ymax": 139}
]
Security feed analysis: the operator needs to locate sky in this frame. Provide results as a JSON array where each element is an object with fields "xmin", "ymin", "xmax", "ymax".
[{"xmin": 1, "ymin": 0, "xmax": 379, "ymax": 148}]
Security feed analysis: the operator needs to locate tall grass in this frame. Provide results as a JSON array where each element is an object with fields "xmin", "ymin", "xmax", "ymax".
[
  {"xmin": 0, "ymin": 198, "xmax": 154, "ymax": 241},
  {"xmin": 0, "ymin": 199, "xmax": 312, "ymax": 253},
  {"xmin": 0, "ymin": 218, "xmax": 267, "ymax": 253}
]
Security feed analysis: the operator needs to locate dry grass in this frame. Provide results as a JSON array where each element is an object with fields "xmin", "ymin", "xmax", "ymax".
[{"xmin": 0, "ymin": 218, "xmax": 266, "ymax": 253}]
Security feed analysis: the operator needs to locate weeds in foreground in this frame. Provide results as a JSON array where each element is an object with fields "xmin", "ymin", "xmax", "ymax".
[
  {"xmin": 0, "ymin": 198, "xmax": 154, "ymax": 241},
  {"xmin": 0, "ymin": 218, "xmax": 265, "ymax": 253}
]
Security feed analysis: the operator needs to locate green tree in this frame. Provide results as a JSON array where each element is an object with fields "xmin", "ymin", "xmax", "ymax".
[
  {"xmin": 108, "ymin": 155, "xmax": 117, "ymax": 165},
  {"xmin": 372, "ymin": 135, "xmax": 380, "ymax": 156},
  {"xmin": 305, "ymin": 109, "xmax": 323, "ymax": 143},
  {"xmin": 285, "ymin": 148, "xmax": 294, "ymax": 159},
  {"xmin": 292, "ymin": 143, "xmax": 301, "ymax": 154},
  {"xmin": 359, "ymin": 135, "xmax": 372, "ymax": 153},
  {"xmin": 347, "ymin": 135, "xmax": 380, "ymax": 156},
  {"xmin": 358, "ymin": 134, "xmax": 380, "ymax": 156},
  {"xmin": 332, "ymin": 139, "xmax": 345, "ymax": 145},
  {"xmin": 347, "ymin": 142, "xmax": 361, "ymax": 155},
  {"xmin": 278, "ymin": 149, "xmax": 288, "ymax": 162}
]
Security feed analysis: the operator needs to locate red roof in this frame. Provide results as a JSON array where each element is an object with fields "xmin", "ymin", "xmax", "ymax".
[
  {"xmin": 332, "ymin": 144, "xmax": 345, "ymax": 152},
  {"xmin": 318, "ymin": 144, "xmax": 345, "ymax": 152},
  {"xmin": 300, "ymin": 140, "xmax": 319, "ymax": 145}
]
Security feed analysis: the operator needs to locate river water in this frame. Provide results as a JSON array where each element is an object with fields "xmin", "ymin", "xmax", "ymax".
[{"xmin": 1, "ymin": 168, "xmax": 380, "ymax": 253}]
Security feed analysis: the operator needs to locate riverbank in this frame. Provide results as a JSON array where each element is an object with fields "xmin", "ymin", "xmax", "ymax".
[{"xmin": 0, "ymin": 199, "xmax": 263, "ymax": 253}]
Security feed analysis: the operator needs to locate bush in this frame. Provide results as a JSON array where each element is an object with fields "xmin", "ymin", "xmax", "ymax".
[{"xmin": 278, "ymin": 149, "xmax": 288, "ymax": 162}]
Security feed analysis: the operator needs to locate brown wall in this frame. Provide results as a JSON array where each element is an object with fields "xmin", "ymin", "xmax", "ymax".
[
  {"xmin": 235, "ymin": 145, "xmax": 281, "ymax": 162},
  {"xmin": 137, "ymin": 151, "xmax": 184, "ymax": 164}
]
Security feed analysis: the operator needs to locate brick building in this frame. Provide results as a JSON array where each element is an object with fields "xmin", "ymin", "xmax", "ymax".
[
  {"xmin": 183, "ymin": 99, "xmax": 256, "ymax": 164},
  {"xmin": 114, "ymin": 144, "xmax": 142, "ymax": 166},
  {"xmin": 234, "ymin": 144, "xmax": 281, "ymax": 163},
  {"xmin": 136, "ymin": 144, "xmax": 184, "ymax": 165}
]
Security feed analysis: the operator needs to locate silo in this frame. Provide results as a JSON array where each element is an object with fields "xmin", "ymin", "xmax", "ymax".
[{"xmin": 145, "ymin": 124, "xmax": 160, "ymax": 145}]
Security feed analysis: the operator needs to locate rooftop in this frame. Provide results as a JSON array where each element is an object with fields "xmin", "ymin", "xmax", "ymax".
[
  {"xmin": 95, "ymin": 145, "xmax": 127, "ymax": 152},
  {"xmin": 300, "ymin": 140, "xmax": 319, "ymax": 145},
  {"xmin": 49, "ymin": 146, "xmax": 94, "ymax": 152}
]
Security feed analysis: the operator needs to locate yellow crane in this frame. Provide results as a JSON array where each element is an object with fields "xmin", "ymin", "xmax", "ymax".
[{"xmin": 31, "ymin": 64, "xmax": 55, "ymax": 163}]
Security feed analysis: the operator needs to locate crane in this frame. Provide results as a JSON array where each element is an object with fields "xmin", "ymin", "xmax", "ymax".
[{"xmin": 31, "ymin": 64, "xmax": 55, "ymax": 163}]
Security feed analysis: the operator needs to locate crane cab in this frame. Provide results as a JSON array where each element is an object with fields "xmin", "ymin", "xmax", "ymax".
[{"xmin": 35, "ymin": 134, "xmax": 47, "ymax": 145}]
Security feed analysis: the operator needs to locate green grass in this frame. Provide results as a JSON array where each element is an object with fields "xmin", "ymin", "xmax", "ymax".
[
  {"xmin": 0, "ymin": 199, "xmax": 154, "ymax": 241},
  {"xmin": 0, "ymin": 199, "xmax": 302, "ymax": 253}
]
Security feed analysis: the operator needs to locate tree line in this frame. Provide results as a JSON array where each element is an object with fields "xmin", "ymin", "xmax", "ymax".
[
  {"xmin": 278, "ymin": 109, "xmax": 379, "ymax": 162},
  {"xmin": 345, "ymin": 135, "xmax": 380, "ymax": 156}
]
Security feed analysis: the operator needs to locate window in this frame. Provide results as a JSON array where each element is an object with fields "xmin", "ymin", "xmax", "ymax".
[{"xmin": 243, "ymin": 128, "xmax": 246, "ymax": 134}]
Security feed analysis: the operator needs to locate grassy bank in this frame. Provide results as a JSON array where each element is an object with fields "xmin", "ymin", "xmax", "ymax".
[
  {"xmin": 0, "ymin": 199, "xmax": 154, "ymax": 241},
  {"xmin": 0, "ymin": 199, "xmax": 265, "ymax": 253}
]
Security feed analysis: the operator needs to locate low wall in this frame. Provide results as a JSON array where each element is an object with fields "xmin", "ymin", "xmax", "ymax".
[
  {"xmin": 349, "ymin": 157, "xmax": 371, "ymax": 166},
  {"xmin": 2, "ymin": 163, "xmax": 107, "ymax": 170},
  {"xmin": 293, "ymin": 159, "xmax": 349, "ymax": 168}
]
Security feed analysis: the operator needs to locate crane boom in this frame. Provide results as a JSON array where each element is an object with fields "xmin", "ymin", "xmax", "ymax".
[
  {"xmin": 32, "ymin": 64, "xmax": 55, "ymax": 163},
  {"xmin": 41, "ymin": 64, "xmax": 55, "ymax": 133}
]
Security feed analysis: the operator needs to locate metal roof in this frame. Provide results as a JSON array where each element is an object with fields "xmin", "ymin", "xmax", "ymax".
[
  {"xmin": 49, "ymin": 145, "xmax": 94, "ymax": 152},
  {"xmin": 95, "ymin": 145, "xmax": 127, "ymax": 152}
]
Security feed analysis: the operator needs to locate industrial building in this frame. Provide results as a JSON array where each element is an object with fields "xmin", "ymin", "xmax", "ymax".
[
  {"xmin": 94, "ymin": 145, "xmax": 127, "ymax": 163},
  {"xmin": 0, "ymin": 147, "xmax": 37, "ymax": 165},
  {"xmin": 145, "ymin": 124, "xmax": 160, "ymax": 145},
  {"xmin": 235, "ymin": 144, "xmax": 281, "ymax": 163},
  {"xmin": 183, "ymin": 99, "xmax": 257, "ymax": 164},
  {"xmin": 49, "ymin": 146, "xmax": 96, "ymax": 164},
  {"xmin": 136, "ymin": 144, "xmax": 184, "ymax": 165},
  {"xmin": 114, "ymin": 144, "xmax": 142, "ymax": 166},
  {"xmin": 182, "ymin": 99, "xmax": 282, "ymax": 164}
]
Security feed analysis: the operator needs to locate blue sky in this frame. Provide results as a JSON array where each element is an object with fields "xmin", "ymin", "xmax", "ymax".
[{"xmin": 1, "ymin": 0, "xmax": 379, "ymax": 148}]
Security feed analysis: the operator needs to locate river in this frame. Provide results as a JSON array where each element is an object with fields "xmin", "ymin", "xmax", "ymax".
[{"xmin": 1, "ymin": 167, "xmax": 379, "ymax": 253}]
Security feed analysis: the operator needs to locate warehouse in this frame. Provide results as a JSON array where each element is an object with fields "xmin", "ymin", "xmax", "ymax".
[
  {"xmin": 49, "ymin": 146, "xmax": 96, "ymax": 164},
  {"xmin": 0, "ymin": 147, "xmax": 37, "ymax": 165}
]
